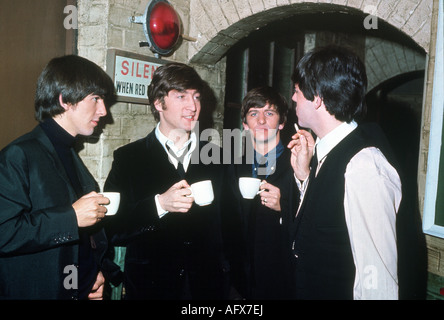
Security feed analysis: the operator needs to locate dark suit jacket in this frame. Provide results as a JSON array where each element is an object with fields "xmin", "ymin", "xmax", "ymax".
[
  {"xmin": 222, "ymin": 148, "xmax": 298, "ymax": 299},
  {"xmin": 0, "ymin": 126, "xmax": 108, "ymax": 299},
  {"xmin": 104, "ymin": 129, "xmax": 229, "ymax": 300}
]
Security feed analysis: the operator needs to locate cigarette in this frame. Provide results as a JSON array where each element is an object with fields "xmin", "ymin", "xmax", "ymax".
[{"xmin": 294, "ymin": 123, "xmax": 300, "ymax": 132}]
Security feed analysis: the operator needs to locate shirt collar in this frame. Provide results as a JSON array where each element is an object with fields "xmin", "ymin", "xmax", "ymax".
[
  {"xmin": 254, "ymin": 140, "xmax": 284, "ymax": 163},
  {"xmin": 315, "ymin": 121, "xmax": 358, "ymax": 161},
  {"xmin": 155, "ymin": 123, "xmax": 197, "ymax": 157},
  {"xmin": 252, "ymin": 140, "xmax": 284, "ymax": 178}
]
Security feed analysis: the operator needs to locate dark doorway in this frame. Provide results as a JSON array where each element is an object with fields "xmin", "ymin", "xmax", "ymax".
[
  {"xmin": 223, "ymin": 24, "xmax": 305, "ymax": 146},
  {"xmin": 366, "ymin": 71, "xmax": 428, "ymax": 300}
]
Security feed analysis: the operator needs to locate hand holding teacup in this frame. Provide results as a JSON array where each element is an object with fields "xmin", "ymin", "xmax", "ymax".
[
  {"xmin": 258, "ymin": 181, "xmax": 281, "ymax": 212},
  {"xmin": 73, "ymin": 191, "xmax": 110, "ymax": 227},
  {"xmin": 239, "ymin": 177, "xmax": 281, "ymax": 211},
  {"xmin": 187, "ymin": 180, "xmax": 214, "ymax": 206},
  {"xmin": 158, "ymin": 180, "xmax": 194, "ymax": 213},
  {"xmin": 239, "ymin": 177, "xmax": 264, "ymax": 199},
  {"xmin": 158, "ymin": 179, "xmax": 214, "ymax": 213},
  {"xmin": 101, "ymin": 192, "xmax": 121, "ymax": 216}
]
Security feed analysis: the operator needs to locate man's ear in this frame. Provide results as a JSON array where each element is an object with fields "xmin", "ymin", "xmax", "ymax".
[
  {"xmin": 313, "ymin": 96, "xmax": 323, "ymax": 109},
  {"xmin": 154, "ymin": 99, "xmax": 163, "ymax": 112},
  {"xmin": 242, "ymin": 122, "xmax": 250, "ymax": 131},
  {"xmin": 58, "ymin": 94, "xmax": 70, "ymax": 111}
]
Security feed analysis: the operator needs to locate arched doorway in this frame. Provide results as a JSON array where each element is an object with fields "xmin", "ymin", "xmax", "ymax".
[
  {"xmin": 366, "ymin": 70, "xmax": 425, "ymax": 179},
  {"xmin": 222, "ymin": 10, "xmax": 426, "ymax": 143}
]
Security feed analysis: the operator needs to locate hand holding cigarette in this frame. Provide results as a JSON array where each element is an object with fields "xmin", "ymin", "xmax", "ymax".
[{"xmin": 287, "ymin": 123, "xmax": 315, "ymax": 181}]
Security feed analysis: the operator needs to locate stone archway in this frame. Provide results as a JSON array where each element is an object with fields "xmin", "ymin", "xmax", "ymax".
[
  {"xmin": 186, "ymin": 1, "xmax": 430, "ymax": 115},
  {"xmin": 186, "ymin": 1, "xmax": 430, "ymax": 133},
  {"xmin": 187, "ymin": 0, "xmax": 432, "ymax": 65}
]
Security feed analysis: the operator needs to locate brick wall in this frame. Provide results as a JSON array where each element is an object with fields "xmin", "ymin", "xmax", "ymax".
[{"xmin": 75, "ymin": 0, "xmax": 433, "ymax": 184}]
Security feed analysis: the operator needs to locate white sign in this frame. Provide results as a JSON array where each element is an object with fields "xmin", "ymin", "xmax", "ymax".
[{"xmin": 107, "ymin": 49, "xmax": 166, "ymax": 104}]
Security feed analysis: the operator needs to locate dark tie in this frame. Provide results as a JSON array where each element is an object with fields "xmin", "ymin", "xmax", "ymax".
[
  {"xmin": 309, "ymin": 147, "xmax": 319, "ymax": 179},
  {"xmin": 166, "ymin": 144, "xmax": 188, "ymax": 178}
]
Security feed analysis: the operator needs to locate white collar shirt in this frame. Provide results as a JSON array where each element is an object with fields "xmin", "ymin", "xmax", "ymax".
[
  {"xmin": 295, "ymin": 121, "xmax": 401, "ymax": 300},
  {"xmin": 154, "ymin": 123, "xmax": 197, "ymax": 218},
  {"xmin": 155, "ymin": 123, "xmax": 197, "ymax": 172}
]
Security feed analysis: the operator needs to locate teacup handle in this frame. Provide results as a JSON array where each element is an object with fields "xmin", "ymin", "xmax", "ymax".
[
  {"xmin": 256, "ymin": 181, "xmax": 266, "ymax": 195},
  {"xmin": 186, "ymin": 187, "xmax": 194, "ymax": 198}
]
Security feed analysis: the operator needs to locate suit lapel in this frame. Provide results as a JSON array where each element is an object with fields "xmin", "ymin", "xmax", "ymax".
[
  {"xmin": 71, "ymin": 149, "xmax": 98, "ymax": 194},
  {"xmin": 142, "ymin": 130, "xmax": 186, "ymax": 183},
  {"xmin": 265, "ymin": 149, "xmax": 290, "ymax": 184},
  {"xmin": 145, "ymin": 130, "xmax": 180, "ymax": 180}
]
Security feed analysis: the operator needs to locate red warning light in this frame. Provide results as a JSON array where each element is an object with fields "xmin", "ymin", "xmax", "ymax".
[
  {"xmin": 133, "ymin": 0, "xmax": 183, "ymax": 55},
  {"xmin": 149, "ymin": 1, "xmax": 181, "ymax": 51}
]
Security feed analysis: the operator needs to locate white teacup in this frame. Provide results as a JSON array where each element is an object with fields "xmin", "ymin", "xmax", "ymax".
[
  {"xmin": 188, "ymin": 180, "xmax": 214, "ymax": 206},
  {"xmin": 239, "ymin": 177, "xmax": 264, "ymax": 199},
  {"xmin": 101, "ymin": 192, "xmax": 121, "ymax": 215}
]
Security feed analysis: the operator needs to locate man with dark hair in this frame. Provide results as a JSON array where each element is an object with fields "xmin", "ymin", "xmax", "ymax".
[
  {"xmin": 223, "ymin": 86, "xmax": 298, "ymax": 299},
  {"xmin": 288, "ymin": 46, "xmax": 401, "ymax": 299},
  {"xmin": 0, "ymin": 55, "xmax": 116, "ymax": 299},
  {"xmin": 104, "ymin": 62, "xmax": 228, "ymax": 299}
]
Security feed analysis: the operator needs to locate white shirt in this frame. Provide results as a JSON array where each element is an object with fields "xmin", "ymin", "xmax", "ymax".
[
  {"xmin": 296, "ymin": 121, "xmax": 402, "ymax": 300},
  {"xmin": 154, "ymin": 123, "xmax": 197, "ymax": 217}
]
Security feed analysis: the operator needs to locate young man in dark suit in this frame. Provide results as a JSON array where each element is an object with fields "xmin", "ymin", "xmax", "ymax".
[
  {"xmin": 222, "ymin": 86, "xmax": 298, "ymax": 299},
  {"xmin": 104, "ymin": 62, "xmax": 228, "ymax": 299},
  {"xmin": 0, "ymin": 55, "xmax": 116, "ymax": 299}
]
